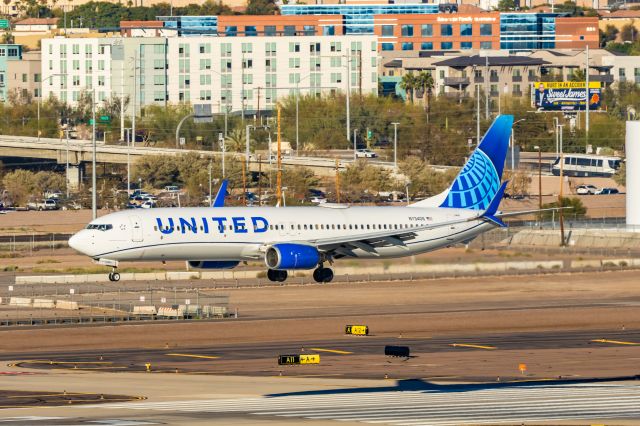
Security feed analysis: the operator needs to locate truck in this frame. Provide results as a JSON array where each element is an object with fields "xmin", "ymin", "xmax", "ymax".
[{"xmin": 27, "ymin": 199, "xmax": 59, "ymax": 211}]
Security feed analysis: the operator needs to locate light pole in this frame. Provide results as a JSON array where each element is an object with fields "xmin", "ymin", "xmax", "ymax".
[
  {"xmin": 65, "ymin": 128, "xmax": 70, "ymax": 198},
  {"xmin": 510, "ymin": 118, "xmax": 526, "ymax": 170},
  {"xmin": 553, "ymin": 116, "xmax": 559, "ymax": 158},
  {"xmin": 391, "ymin": 122, "xmax": 399, "ymax": 171},
  {"xmin": 585, "ymin": 44, "xmax": 590, "ymax": 151},
  {"xmin": 125, "ymin": 127, "xmax": 132, "ymax": 195},
  {"xmin": 38, "ymin": 73, "xmax": 65, "ymax": 140},
  {"xmin": 353, "ymin": 128, "xmax": 358, "ymax": 160}
]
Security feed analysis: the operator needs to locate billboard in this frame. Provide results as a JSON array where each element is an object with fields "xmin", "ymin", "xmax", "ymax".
[{"xmin": 534, "ymin": 82, "xmax": 602, "ymax": 111}]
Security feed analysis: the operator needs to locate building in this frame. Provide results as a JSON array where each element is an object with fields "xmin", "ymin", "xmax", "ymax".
[
  {"xmin": 41, "ymin": 34, "xmax": 379, "ymax": 114},
  {"xmin": 0, "ymin": 44, "xmax": 23, "ymax": 102},
  {"xmin": 6, "ymin": 51, "xmax": 41, "ymax": 102}
]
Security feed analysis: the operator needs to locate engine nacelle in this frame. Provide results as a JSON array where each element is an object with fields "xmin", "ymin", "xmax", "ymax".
[
  {"xmin": 187, "ymin": 260, "xmax": 240, "ymax": 270},
  {"xmin": 265, "ymin": 243, "xmax": 320, "ymax": 270}
]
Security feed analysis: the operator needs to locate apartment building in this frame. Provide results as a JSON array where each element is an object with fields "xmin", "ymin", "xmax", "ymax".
[
  {"xmin": 41, "ymin": 35, "xmax": 378, "ymax": 113},
  {"xmin": 0, "ymin": 44, "xmax": 23, "ymax": 102},
  {"xmin": 6, "ymin": 51, "xmax": 41, "ymax": 102}
]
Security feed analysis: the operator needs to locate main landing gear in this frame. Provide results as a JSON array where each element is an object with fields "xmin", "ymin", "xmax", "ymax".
[
  {"xmin": 313, "ymin": 266, "xmax": 334, "ymax": 283},
  {"xmin": 267, "ymin": 269, "xmax": 288, "ymax": 282},
  {"xmin": 108, "ymin": 268, "xmax": 120, "ymax": 282}
]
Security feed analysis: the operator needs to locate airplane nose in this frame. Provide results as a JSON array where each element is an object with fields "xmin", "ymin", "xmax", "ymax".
[{"xmin": 68, "ymin": 232, "xmax": 86, "ymax": 254}]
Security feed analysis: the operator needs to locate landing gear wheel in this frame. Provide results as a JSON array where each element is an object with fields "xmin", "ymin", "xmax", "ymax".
[
  {"xmin": 111, "ymin": 272, "xmax": 120, "ymax": 282},
  {"xmin": 267, "ymin": 269, "xmax": 288, "ymax": 282},
  {"xmin": 313, "ymin": 267, "xmax": 334, "ymax": 283}
]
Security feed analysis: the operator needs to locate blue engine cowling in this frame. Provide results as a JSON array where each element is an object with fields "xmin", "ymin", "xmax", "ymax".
[
  {"xmin": 188, "ymin": 260, "xmax": 240, "ymax": 270},
  {"xmin": 265, "ymin": 243, "xmax": 320, "ymax": 270}
]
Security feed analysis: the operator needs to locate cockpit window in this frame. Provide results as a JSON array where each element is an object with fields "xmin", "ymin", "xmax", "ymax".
[{"xmin": 86, "ymin": 224, "xmax": 113, "ymax": 231}]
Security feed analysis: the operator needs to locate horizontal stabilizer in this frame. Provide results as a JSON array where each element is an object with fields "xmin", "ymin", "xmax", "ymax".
[{"xmin": 481, "ymin": 181, "xmax": 508, "ymax": 228}]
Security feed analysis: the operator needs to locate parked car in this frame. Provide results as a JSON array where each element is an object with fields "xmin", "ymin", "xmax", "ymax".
[
  {"xmin": 45, "ymin": 191, "xmax": 63, "ymax": 200},
  {"xmin": 355, "ymin": 149, "xmax": 378, "ymax": 158},
  {"xmin": 595, "ymin": 187, "xmax": 620, "ymax": 195},
  {"xmin": 576, "ymin": 184, "xmax": 598, "ymax": 195},
  {"xmin": 309, "ymin": 196, "xmax": 327, "ymax": 204},
  {"xmin": 164, "ymin": 185, "xmax": 181, "ymax": 193},
  {"xmin": 140, "ymin": 200, "xmax": 156, "ymax": 209},
  {"xmin": 61, "ymin": 201, "xmax": 82, "ymax": 211},
  {"xmin": 27, "ymin": 199, "xmax": 59, "ymax": 211}
]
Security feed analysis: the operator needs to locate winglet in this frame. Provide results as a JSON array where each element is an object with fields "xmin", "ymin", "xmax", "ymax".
[
  {"xmin": 481, "ymin": 180, "xmax": 508, "ymax": 227},
  {"xmin": 212, "ymin": 179, "xmax": 228, "ymax": 207}
]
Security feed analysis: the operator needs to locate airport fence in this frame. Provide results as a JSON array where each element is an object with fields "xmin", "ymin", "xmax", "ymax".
[{"xmin": 0, "ymin": 281, "xmax": 233, "ymax": 327}]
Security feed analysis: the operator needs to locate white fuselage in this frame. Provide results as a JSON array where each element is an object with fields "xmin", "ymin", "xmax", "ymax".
[{"xmin": 69, "ymin": 205, "xmax": 493, "ymax": 264}]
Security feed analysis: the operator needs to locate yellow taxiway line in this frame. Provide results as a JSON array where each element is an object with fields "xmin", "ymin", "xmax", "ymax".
[
  {"xmin": 591, "ymin": 339, "xmax": 640, "ymax": 346},
  {"xmin": 450, "ymin": 343, "xmax": 496, "ymax": 350},
  {"xmin": 308, "ymin": 348, "xmax": 353, "ymax": 355},
  {"xmin": 165, "ymin": 353, "xmax": 220, "ymax": 360}
]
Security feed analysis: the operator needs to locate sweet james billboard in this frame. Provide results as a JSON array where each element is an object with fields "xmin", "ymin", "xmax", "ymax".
[{"xmin": 534, "ymin": 82, "xmax": 602, "ymax": 111}]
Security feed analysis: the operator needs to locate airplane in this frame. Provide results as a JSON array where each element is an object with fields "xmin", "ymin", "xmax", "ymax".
[{"xmin": 69, "ymin": 115, "xmax": 534, "ymax": 283}]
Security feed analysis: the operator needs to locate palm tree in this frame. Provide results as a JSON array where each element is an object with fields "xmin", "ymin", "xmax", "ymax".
[
  {"xmin": 415, "ymin": 71, "xmax": 435, "ymax": 121},
  {"xmin": 225, "ymin": 127, "xmax": 246, "ymax": 152},
  {"xmin": 399, "ymin": 72, "xmax": 416, "ymax": 104}
]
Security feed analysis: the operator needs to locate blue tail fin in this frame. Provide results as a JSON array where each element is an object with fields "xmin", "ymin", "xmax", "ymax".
[
  {"xmin": 481, "ymin": 180, "xmax": 508, "ymax": 227},
  {"xmin": 440, "ymin": 115, "xmax": 513, "ymax": 211},
  {"xmin": 212, "ymin": 179, "xmax": 228, "ymax": 207}
]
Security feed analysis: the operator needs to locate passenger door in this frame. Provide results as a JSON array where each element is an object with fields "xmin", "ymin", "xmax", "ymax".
[{"xmin": 130, "ymin": 215, "xmax": 143, "ymax": 242}]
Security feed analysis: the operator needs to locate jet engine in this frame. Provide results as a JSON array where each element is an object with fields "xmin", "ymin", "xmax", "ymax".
[{"xmin": 265, "ymin": 243, "xmax": 320, "ymax": 270}]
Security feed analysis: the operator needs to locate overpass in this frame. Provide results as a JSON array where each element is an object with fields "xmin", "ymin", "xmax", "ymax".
[{"xmin": 0, "ymin": 135, "xmax": 397, "ymax": 188}]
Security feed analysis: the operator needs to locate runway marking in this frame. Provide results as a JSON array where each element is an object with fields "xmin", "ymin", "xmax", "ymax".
[
  {"xmin": 450, "ymin": 343, "xmax": 496, "ymax": 350},
  {"xmin": 87, "ymin": 383, "xmax": 640, "ymax": 425},
  {"xmin": 164, "ymin": 353, "xmax": 220, "ymax": 360},
  {"xmin": 591, "ymin": 339, "xmax": 640, "ymax": 346},
  {"xmin": 309, "ymin": 348, "xmax": 353, "ymax": 355}
]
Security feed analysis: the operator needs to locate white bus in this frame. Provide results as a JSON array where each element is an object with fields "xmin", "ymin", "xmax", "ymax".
[{"xmin": 552, "ymin": 154, "xmax": 621, "ymax": 177}]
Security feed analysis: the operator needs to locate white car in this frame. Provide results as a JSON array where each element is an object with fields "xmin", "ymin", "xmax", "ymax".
[
  {"xmin": 576, "ymin": 184, "xmax": 598, "ymax": 195},
  {"xmin": 355, "ymin": 149, "xmax": 377, "ymax": 158},
  {"xmin": 140, "ymin": 200, "xmax": 156, "ymax": 209},
  {"xmin": 309, "ymin": 196, "xmax": 327, "ymax": 204}
]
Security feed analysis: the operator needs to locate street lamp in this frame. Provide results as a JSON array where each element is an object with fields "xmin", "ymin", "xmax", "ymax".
[
  {"xmin": 510, "ymin": 118, "xmax": 526, "ymax": 170},
  {"xmin": 38, "ymin": 73, "xmax": 66, "ymax": 140},
  {"xmin": 391, "ymin": 122, "xmax": 400, "ymax": 171}
]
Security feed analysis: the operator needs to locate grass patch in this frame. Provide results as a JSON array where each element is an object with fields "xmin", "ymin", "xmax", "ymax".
[
  {"xmin": 36, "ymin": 259, "xmax": 62, "ymax": 264},
  {"xmin": 1, "ymin": 265, "xmax": 19, "ymax": 272},
  {"xmin": 31, "ymin": 266, "xmax": 161, "ymax": 274},
  {"xmin": 0, "ymin": 252, "xmax": 21, "ymax": 258}
]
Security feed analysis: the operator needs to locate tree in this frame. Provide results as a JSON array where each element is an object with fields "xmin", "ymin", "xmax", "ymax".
[
  {"xmin": 246, "ymin": 0, "xmax": 277, "ymax": 15},
  {"xmin": 496, "ymin": 0, "xmax": 516, "ymax": 11},
  {"xmin": 602, "ymin": 25, "xmax": 620, "ymax": 46},
  {"xmin": 613, "ymin": 161, "xmax": 626, "ymax": 187},
  {"xmin": 340, "ymin": 160, "xmax": 394, "ymax": 202},
  {"xmin": 621, "ymin": 22, "xmax": 638, "ymax": 42},
  {"xmin": 399, "ymin": 156, "xmax": 458, "ymax": 198},
  {"xmin": 225, "ymin": 128, "xmax": 246, "ymax": 153},
  {"xmin": 132, "ymin": 155, "xmax": 180, "ymax": 189},
  {"xmin": 415, "ymin": 71, "xmax": 434, "ymax": 120},
  {"xmin": 569, "ymin": 68, "xmax": 586, "ymax": 81},
  {"xmin": 541, "ymin": 197, "xmax": 587, "ymax": 220},
  {"xmin": 282, "ymin": 167, "xmax": 319, "ymax": 203},
  {"xmin": 3, "ymin": 170, "xmax": 36, "ymax": 205},
  {"xmin": 399, "ymin": 72, "xmax": 417, "ymax": 104}
]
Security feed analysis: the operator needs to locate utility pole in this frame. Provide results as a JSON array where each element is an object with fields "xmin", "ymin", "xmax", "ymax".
[
  {"xmin": 65, "ymin": 128, "xmax": 70, "ymax": 198},
  {"xmin": 585, "ymin": 44, "xmax": 590, "ymax": 152},
  {"xmin": 553, "ymin": 116, "xmax": 559, "ymax": 158},
  {"xmin": 346, "ymin": 49, "xmax": 350, "ymax": 142},
  {"xmin": 485, "ymin": 55, "xmax": 489, "ymax": 120},
  {"xmin": 120, "ymin": 59, "xmax": 125, "ymax": 141},
  {"xmin": 276, "ymin": 105, "xmax": 282, "ymax": 206},
  {"xmin": 131, "ymin": 50, "xmax": 137, "ymax": 153},
  {"xmin": 335, "ymin": 159, "xmax": 341, "ymax": 203},
  {"xmin": 208, "ymin": 161, "xmax": 212, "ymax": 207},
  {"xmin": 91, "ymin": 89, "xmax": 97, "ymax": 220},
  {"xmin": 245, "ymin": 124, "xmax": 251, "ymax": 167},
  {"xmin": 392, "ymin": 122, "xmax": 399, "ymax": 171},
  {"xmin": 353, "ymin": 128, "xmax": 358, "ymax": 160}
]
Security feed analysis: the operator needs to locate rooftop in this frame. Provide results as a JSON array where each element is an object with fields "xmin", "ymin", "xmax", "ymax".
[
  {"xmin": 434, "ymin": 55, "xmax": 550, "ymax": 67},
  {"xmin": 15, "ymin": 18, "xmax": 59, "ymax": 26}
]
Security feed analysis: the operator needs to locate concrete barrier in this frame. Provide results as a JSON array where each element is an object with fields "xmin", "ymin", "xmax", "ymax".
[
  {"xmin": 55, "ymin": 300, "xmax": 79, "ymax": 310},
  {"xmin": 157, "ymin": 306, "xmax": 184, "ymax": 318},
  {"xmin": 133, "ymin": 305, "xmax": 157, "ymax": 315},
  {"xmin": 33, "ymin": 299, "xmax": 55, "ymax": 308},
  {"xmin": 9, "ymin": 297, "xmax": 32, "ymax": 307}
]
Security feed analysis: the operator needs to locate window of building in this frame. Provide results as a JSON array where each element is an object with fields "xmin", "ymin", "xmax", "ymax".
[
  {"xmin": 225, "ymin": 26, "xmax": 237, "ymax": 36},
  {"xmin": 480, "ymin": 24, "xmax": 492, "ymax": 36},
  {"xmin": 241, "ymin": 43, "xmax": 253, "ymax": 54},
  {"xmin": 381, "ymin": 25, "xmax": 394, "ymax": 37},
  {"xmin": 331, "ymin": 72, "xmax": 342, "ymax": 83},
  {"xmin": 21, "ymin": 73, "xmax": 27, "ymax": 83},
  {"xmin": 200, "ymin": 58, "xmax": 211, "ymax": 70},
  {"xmin": 85, "ymin": 76, "xmax": 92, "ymax": 87},
  {"xmin": 98, "ymin": 76, "xmax": 105, "ymax": 86},
  {"xmin": 381, "ymin": 42, "xmax": 394, "ymax": 51},
  {"xmin": 490, "ymin": 69, "xmax": 498, "ymax": 79},
  {"xmin": 401, "ymin": 24, "xmax": 413, "ymax": 37},
  {"xmin": 153, "ymin": 75, "xmax": 165, "ymax": 86},
  {"xmin": 265, "ymin": 42, "xmax": 276, "ymax": 56},
  {"xmin": 460, "ymin": 41, "xmax": 472, "ymax": 49},
  {"xmin": 243, "ymin": 74, "xmax": 253, "ymax": 84},
  {"xmin": 221, "ymin": 43, "xmax": 232, "ymax": 57},
  {"xmin": 513, "ymin": 83, "xmax": 521, "ymax": 94},
  {"xmin": 330, "ymin": 56, "xmax": 341, "ymax": 67},
  {"xmin": 323, "ymin": 25, "xmax": 335, "ymax": 36},
  {"xmin": 266, "ymin": 58, "xmax": 276, "ymax": 71},
  {"xmin": 440, "ymin": 24, "xmax": 452, "ymax": 37},
  {"xmin": 289, "ymin": 73, "xmax": 300, "ymax": 84},
  {"xmin": 441, "ymin": 41, "xmax": 453, "ymax": 50},
  {"xmin": 619, "ymin": 68, "xmax": 626, "ymax": 79},
  {"xmin": 244, "ymin": 26, "xmax": 257, "ymax": 36},
  {"xmin": 153, "ymin": 59, "xmax": 165, "ymax": 70},
  {"xmin": 221, "ymin": 59, "xmax": 232, "ymax": 72},
  {"xmin": 199, "ymin": 90, "xmax": 212, "ymax": 100},
  {"xmin": 178, "ymin": 43, "xmax": 189, "ymax": 56},
  {"xmin": 34, "ymin": 73, "xmax": 40, "ymax": 83},
  {"xmin": 401, "ymin": 42, "xmax": 413, "ymax": 51},
  {"xmin": 480, "ymin": 41, "xmax": 492, "ymax": 50},
  {"xmin": 72, "ymin": 76, "xmax": 80, "ymax": 86},
  {"xmin": 351, "ymin": 41, "xmax": 362, "ymax": 52},
  {"xmin": 289, "ymin": 42, "xmax": 300, "ymax": 53},
  {"xmin": 303, "ymin": 25, "xmax": 315, "ymax": 35},
  {"xmin": 310, "ymin": 42, "xmax": 321, "ymax": 54},
  {"xmin": 421, "ymin": 24, "xmax": 433, "ymax": 37},
  {"xmin": 330, "ymin": 42, "xmax": 341, "ymax": 52},
  {"xmin": 154, "ymin": 91, "xmax": 165, "ymax": 102},
  {"xmin": 284, "ymin": 25, "xmax": 296, "ymax": 36},
  {"xmin": 98, "ymin": 60, "xmax": 105, "ymax": 71},
  {"xmin": 420, "ymin": 42, "xmax": 433, "ymax": 50},
  {"xmin": 460, "ymin": 24, "xmax": 472, "ymax": 37},
  {"xmin": 264, "ymin": 25, "xmax": 276, "ymax": 36},
  {"xmin": 289, "ymin": 57, "xmax": 300, "ymax": 68},
  {"xmin": 242, "ymin": 58, "xmax": 253, "ymax": 69},
  {"xmin": 199, "ymin": 43, "xmax": 211, "ymax": 54}
]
